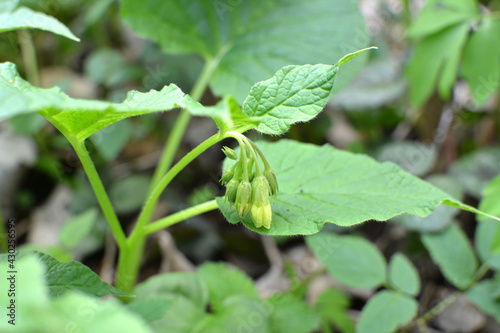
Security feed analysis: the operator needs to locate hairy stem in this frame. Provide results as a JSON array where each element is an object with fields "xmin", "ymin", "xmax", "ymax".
[
  {"xmin": 116, "ymin": 133, "xmax": 224, "ymax": 292},
  {"xmin": 18, "ymin": 30, "xmax": 39, "ymax": 86},
  {"xmin": 116, "ymin": 44, "xmax": 235, "ymax": 293},
  {"xmin": 143, "ymin": 200, "xmax": 219, "ymax": 235},
  {"xmin": 148, "ymin": 57, "xmax": 219, "ymax": 194},
  {"xmin": 72, "ymin": 140, "xmax": 127, "ymax": 249},
  {"xmin": 400, "ymin": 292, "xmax": 459, "ymax": 332}
]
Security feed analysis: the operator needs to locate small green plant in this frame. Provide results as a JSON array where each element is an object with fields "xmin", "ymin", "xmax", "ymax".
[{"xmin": 1, "ymin": 0, "xmax": 500, "ymax": 332}]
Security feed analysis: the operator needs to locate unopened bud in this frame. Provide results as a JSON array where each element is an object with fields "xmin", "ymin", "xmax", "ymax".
[
  {"xmin": 235, "ymin": 181, "xmax": 252, "ymax": 216},
  {"xmin": 251, "ymin": 176, "xmax": 270, "ymax": 205},
  {"xmin": 222, "ymin": 146, "xmax": 238, "ymax": 160},
  {"xmin": 250, "ymin": 201, "xmax": 272, "ymax": 229},
  {"xmin": 220, "ymin": 167, "xmax": 234, "ymax": 185},
  {"xmin": 225, "ymin": 178, "xmax": 239, "ymax": 205},
  {"xmin": 264, "ymin": 168, "xmax": 278, "ymax": 196}
]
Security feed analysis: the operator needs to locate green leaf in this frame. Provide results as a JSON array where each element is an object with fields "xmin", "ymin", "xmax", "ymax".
[
  {"xmin": 430, "ymin": 0, "xmax": 477, "ymax": 13},
  {"xmin": 406, "ymin": 22, "xmax": 469, "ymax": 106},
  {"xmin": 376, "ymin": 141, "xmax": 438, "ymax": 177},
  {"xmin": 306, "ymin": 233, "xmax": 386, "ymax": 289},
  {"xmin": 241, "ymin": 48, "xmax": 373, "ymax": 135},
  {"xmin": 120, "ymin": 0, "xmax": 369, "ymax": 103},
  {"xmin": 135, "ymin": 273, "xmax": 209, "ymax": 332},
  {"xmin": 421, "ymin": 224, "xmax": 478, "ymax": 289},
  {"xmin": 152, "ymin": 297, "xmax": 207, "ymax": 333},
  {"xmin": 357, "ymin": 290, "xmax": 418, "ymax": 333},
  {"xmin": 9, "ymin": 112, "xmax": 47, "ymax": 135},
  {"xmin": 218, "ymin": 139, "xmax": 454, "ymax": 235},
  {"xmin": 449, "ymin": 147, "xmax": 500, "ymax": 199},
  {"xmin": 134, "ymin": 272, "xmax": 208, "ymax": 309},
  {"xmin": 188, "ymin": 95, "xmax": 257, "ymax": 135},
  {"xmin": 91, "ymin": 118, "xmax": 133, "ymax": 161},
  {"xmin": 337, "ymin": 47, "xmax": 378, "ymax": 67},
  {"xmin": 315, "ymin": 288, "xmax": 354, "ymax": 333},
  {"xmin": 33, "ymin": 252, "xmax": 132, "ymax": 298},
  {"xmin": 393, "ymin": 175, "xmax": 463, "ymax": 232},
  {"xmin": 110, "ymin": 174, "xmax": 151, "ymax": 214},
  {"xmin": 467, "ymin": 277, "xmax": 500, "ymax": 322},
  {"xmin": 49, "ymin": 293, "xmax": 152, "ymax": 333},
  {"xmin": 126, "ymin": 299, "xmax": 172, "ymax": 324},
  {"xmin": 407, "ymin": 5, "xmax": 476, "ymax": 38},
  {"xmin": 242, "ymin": 63, "xmax": 337, "ymax": 134},
  {"xmin": 478, "ymin": 173, "xmax": 500, "ymax": 255},
  {"xmin": 388, "ymin": 253, "xmax": 420, "ymax": 296},
  {"xmin": 59, "ymin": 208, "xmax": 98, "ymax": 250},
  {"xmin": 0, "ymin": 62, "xmax": 200, "ymax": 141},
  {"xmin": 0, "ymin": 0, "xmax": 18, "ymax": 14},
  {"xmin": 84, "ymin": 48, "xmax": 136, "ymax": 88},
  {"xmin": 198, "ymin": 262, "xmax": 258, "ymax": 311},
  {"xmin": 475, "ymin": 219, "xmax": 500, "ymax": 270},
  {"xmin": 0, "ymin": 6, "xmax": 79, "ymax": 41},
  {"xmin": 479, "ymin": 172, "xmax": 500, "ymax": 221},
  {"xmin": 0, "ymin": 254, "xmax": 150, "ymax": 333},
  {"xmin": 265, "ymin": 293, "xmax": 321, "ymax": 333},
  {"xmin": 461, "ymin": 18, "xmax": 500, "ymax": 106},
  {"xmin": 194, "ymin": 296, "xmax": 270, "ymax": 333},
  {"xmin": 0, "ymin": 253, "xmax": 48, "ymax": 310}
]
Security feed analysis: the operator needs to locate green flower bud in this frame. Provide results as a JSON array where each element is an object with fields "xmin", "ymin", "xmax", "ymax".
[
  {"xmin": 222, "ymin": 146, "xmax": 238, "ymax": 160},
  {"xmin": 250, "ymin": 201, "xmax": 272, "ymax": 229},
  {"xmin": 219, "ymin": 166, "xmax": 234, "ymax": 185},
  {"xmin": 251, "ymin": 176, "xmax": 270, "ymax": 205},
  {"xmin": 225, "ymin": 178, "xmax": 239, "ymax": 205},
  {"xmin": 235, "ymin": 181, "xmax": 252, "ymax": 216},
  {"xmin": 264, "ymin": 167, "xmax": 278, "ymax": 196},
  {"xmin": 249, "ymin": 176, "xmax": 273, "ymax": 229}
]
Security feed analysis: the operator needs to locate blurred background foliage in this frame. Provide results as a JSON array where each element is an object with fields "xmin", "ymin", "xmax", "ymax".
[{"xmin": 1, "ymin": 0, "xmax": 500, "ymax": 331}]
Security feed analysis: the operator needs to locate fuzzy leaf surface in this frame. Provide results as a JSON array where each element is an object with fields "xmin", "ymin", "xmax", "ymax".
[
  {"xmin": 0, "ymin": 6, "xmax": 79, "ymax": 40},
  {"xmin": 0, "ymin": 62, "xmax": 199, "ymax": 141},
  {"xmin": 120, "ymin": 0, "xmax": 368, "ymax": 103},
  {"xmin": 218, "ymin": 140, "xmax": 456, "ymax": 235}
]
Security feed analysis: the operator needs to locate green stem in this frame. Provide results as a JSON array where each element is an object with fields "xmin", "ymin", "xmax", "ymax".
[
  {"xmin": 116, "ymin": 44, "xmax": 234, "ymax": 293},
  {"xmin": 148, "ymin": 57, "xmax": 220, "ymax": 194},
  {"xmin": 72, "ymin": 140, "xmax": 127, "ymax": 249},
  {"xmin": 137, "ymin": 133, "xmax": 223, "ymax": 231},
  {"xmin": 116, "ymin": 133, "xmax": 224, "ymax": 292},
  {"xmin": 400, "ymin": 292, "xmax": 459, "ymax": 333},
  {"xmin": 18, "ymin": 30, "xmax": 39, "ymax": 86},
  {"xmin": 143, "ymin": 200, "xmax": 218, "ymax": 236},
  {"xmin": 226, "ymin": 131, "xmax": 263, "ymax": 174}
]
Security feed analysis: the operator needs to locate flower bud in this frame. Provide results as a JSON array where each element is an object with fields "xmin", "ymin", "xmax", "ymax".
[
  {"xmin": 264, "ymin": 168, "xmax": 278, "ymax": 196},
  {"xmin": 250, "ymin": 201, "xmax": 272, "ymax": 229},
  {"xmin": 225, "ymin": 178, "xmax": 239, "ymax": 205},
  {"xmin": 251, "ymin": 176, "xmax": 270, "ymax": 205},
  {"xmin": 219, "ymin": 167, "xmax": 234, "ymax": 185},
  {"xmin": 235, "ymin": 181, "xmax": 252, "ymax": 216},
  {"xmin": 222, "ymin": 146, "xmax": 238, "ymax": 160}
]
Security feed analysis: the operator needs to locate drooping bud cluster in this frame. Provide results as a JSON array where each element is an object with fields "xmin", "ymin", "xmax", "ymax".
[{"xmin": 219, "ymin": 141, "xmax": 278, "ymax": 229}]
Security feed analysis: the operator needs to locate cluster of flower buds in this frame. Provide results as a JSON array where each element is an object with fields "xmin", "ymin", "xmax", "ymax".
[{"xmin": 220, "ymin": 140, "xmax": 278, "ymax": 229}]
